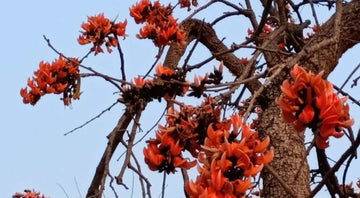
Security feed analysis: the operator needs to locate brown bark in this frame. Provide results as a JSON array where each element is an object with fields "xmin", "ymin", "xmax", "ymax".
[
  {"xmin": 86, "ymin": 107, "xmax": 136, "ymax": 198},
  {"xmin": 258, "ymin": 1, "xmax": 360, "ymax": 197},
  {"xmin": 258, "ymin": 88, "xmax": 310, "ymax": 198}
]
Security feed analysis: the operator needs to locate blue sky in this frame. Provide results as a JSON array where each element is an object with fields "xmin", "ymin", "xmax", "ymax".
[{"xmin": 1, "ymin": 0, "xmax": 360, "ymax": 197}]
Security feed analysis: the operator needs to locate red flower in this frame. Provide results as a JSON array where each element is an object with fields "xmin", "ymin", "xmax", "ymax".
[
  {"xmin": 143, "ymin": 132, "xmax": 196, "ymax": 173},
  {"xmin": 179, "ymin": 0, "xmax": 198, "ymax": 11},
  {"xmin": 155, "ymin": 63, "xmax": 174, "ymax": 76},
  {"xmin": 78, "ymin": 13, "xmax": 127, "ymax": 54},
  {"xmin": 240, "ymin": 58, "xmax": 248, "ymax": 65},
  {"xmin": 13, "ymin": 190, "xmax": 49, "ymax": 198},
  {"xmin": 278, "ymin": 43, "xmax": 286, "ymax": 50},
  {"xmin": 277, "ymin": 64, "xmax": 353, "ymax": 148},
  {"xmin": 186, "ymin": 113, "xmax": 272, "ymax": 197},
  {"xmin": 130, "ymin": 1, "xmax": 185, "ymax": 47},
  {"xmin": 20, "ymin": 56, "xmax": 80, "ymax": 105},
  {"xmin": 133, "ymin": 77, "xmax": 146, "ymax": 87}
]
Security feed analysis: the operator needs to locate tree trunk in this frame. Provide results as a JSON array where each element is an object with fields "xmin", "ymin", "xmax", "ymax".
[
  {"xmin": 258, "ymin": 85, "xmax": 310, "ymax": 198},
  {"xmin": 258, "ymin": 1, "xmax": 360, "ymax": 197}
]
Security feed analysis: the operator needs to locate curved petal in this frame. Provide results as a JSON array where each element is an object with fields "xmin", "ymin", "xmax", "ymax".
[
  {"xmin": 253, "ymin": 136, "xmax": 270, "ymax": 153},
  {"xmin": 316, "ymin": 136, "xmax": 329, "ymax": 149},
  {"xmin": 233, "ymin": 177, "xmax": 251, "ymax": 194},
  {"xmin": 298, "ymin": 104, "xmax": 314, "ymax": 124}
]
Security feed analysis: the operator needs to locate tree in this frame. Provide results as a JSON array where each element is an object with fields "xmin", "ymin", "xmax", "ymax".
[{"xmin": 19, "ymin": 0, "xmax": 360, "ymax": 197}]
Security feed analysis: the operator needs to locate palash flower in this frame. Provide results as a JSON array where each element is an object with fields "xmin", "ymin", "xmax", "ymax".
[
  {"xmin": 132, "ymin": 76, "xmax": 146, "ymax": 87},
  {"xmin": 13, "ymin": 190, "xmax": 49, "ymax": 198},
  {"xmin": 20, "ymin": 56, "xmax": 80, "ymax": 105},
  {"xmin": 129, "ymin": 0, "xmax": 151, "ymax": 24},
  {"xmin": 155, "ymin": 63, "xmax": 174, "ymax": 76},
  {"xmin": 186, "ymin": 114, "xmax": 273, "ymax": 197},
  {"xmin": 143, "ymin": 132, "xmax": 196, "ymax": 173},
  {"xmin": 130, "ymin": 0, "xmax": 186, "ymax": 47},
  {"xmin": 179, "ymin": 0, "xmax": 198, "ymax": 11},
  {"xmin": 78, "ymin": 13, "xmax": 127, "ymax": 54},
  {"xmin": 277, "ymin": 64, "xmax": 353, "ymax": 148}
]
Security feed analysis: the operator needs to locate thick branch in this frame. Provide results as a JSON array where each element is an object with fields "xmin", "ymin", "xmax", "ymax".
[
  {"xmin": 164, "ymin": 19, "xmax": 261, "ymax": 93},
  {"xmin": 86, "ymin": 107, "xmax": 136, "ymax": 198}
]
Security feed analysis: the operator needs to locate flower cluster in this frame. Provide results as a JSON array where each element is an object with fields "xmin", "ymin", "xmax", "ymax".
[
  {"xmin": 130, "ymin": 0, "xmax": 185, "ymax": 47},
  {"xmin": 143, "ymin": 127, "xmax": 197, "ymax": 173},
  {"xmin": 120, "ymin": 63, "xmax": 189, "ymax": 105},
  {"xmin": 185, "ymin": 113, "xmax": 273, "ymax": 198},
  {"xmin": 13, "ymin": 190, "xmax": 49, "ymax": 198},
  {"xmin": 20, "ymin": 56, "xmax": 80, "ymax": 106},
  {"xmin": 143, "ymin": 97, "xmax": 273, "ymax": 196},
  {"xmin": 179, "ymin": 0, "xmax": 198, "ymax": 11},
  {"xmin": 144, "ymin": 98, "xmax": 221, "ymax": 173},
  {"xmin": 277, "ymin": 65, "xmax": 353, "ymax": 148},
  {"xmin": 78, "ymin": 13, "xmax": 127, "ymax": 54}
]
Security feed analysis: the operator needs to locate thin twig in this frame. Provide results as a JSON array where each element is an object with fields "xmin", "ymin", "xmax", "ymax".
[
  {"xmin": 56, "ymin": 183, "xmax": 70, "ymax": 198},
  {"xmin": 74, "ymin": 177, "xmax": 83, "ymax": 198},
  {"xmin": 333, "ymin": 85, "xmax": 360, "ymax": 107},
  {"xmin": 64, "ymin": 100, "xmax": 119, "ymax": 136},
  {"xmin": 308, "ymin": 129, "xmax": 360, "ymax": 198},
  {"xmin": 117, "ymin": 110, "xmax": 142, "ymax": 185},
  {"xmin": 115, "ymin": 35, "xmax": 126, "ymax": 82},
  {"xmin": 309, "ymin": 0, "xmax": 320, "ymax": 27},
  {"xmin": 117, "ymin": 108, "xmax": 166, "ymax": 161},
  {"xmin": 184, "ymin": 0, "xmax": 217, "ymax": 21},
  {"xmin": 244, "ymin": 0, "xmax": 259, "ymax": 29},
  {"xmin": 128, "ymin": 161, "xmax": 152, "ymax": 198},
  {"xmin": 251, "ymin": 0, "xmax": 273, "ymax": 41},
  {"xmin": 43, "ymin": 35, "xmax": 124, "ymax": 90},
  {"xmin": 339, "ymin": 63, "xmax": 360, "ymax": 90},
  {"xmin": 108, "ymin": 173, "xmax": 119, "ymax": 198},
  {"xmin": 161, "ymin": 172, "xmax": 167, "ymax": 198},
  {"xmin": 143, "ymin": 47, "xmax": 164, "ymax": 78},
  {"xmin": 342, "ymin": 154, "xmax": 355, "ymax": 197}
]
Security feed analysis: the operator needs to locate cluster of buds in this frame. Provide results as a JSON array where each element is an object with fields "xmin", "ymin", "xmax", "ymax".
[
  {"xmin": 188, "ymin": 62, "xmax": 223, "ymax": 98},
  {"xmin": 130, "ymin": 0, "xmax": 185, "ymax": 47},
  {"xmin": 20, "ymin": 56, "xmax": 80, "ymax": 106},
  {"xmin": 78, "ymin": 13, "xmax": 127, "ymax": 54},
  {"xmin": 277, "ymin": 65, "xmax": 353, "ymax": 148},
  {"xmin": 120, "ymin": 64, "xmax": 189, "ymax": 105}
]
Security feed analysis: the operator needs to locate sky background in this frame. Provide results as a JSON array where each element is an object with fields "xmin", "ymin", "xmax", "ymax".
[{"xmin": 1, "ymin": 0, "xmax": 360, "ymax": 197}]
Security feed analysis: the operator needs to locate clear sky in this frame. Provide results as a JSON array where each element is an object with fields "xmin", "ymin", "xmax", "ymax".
[{"xmin": 1, "ymin": 0, "xmax": 360, "ymax": 197}]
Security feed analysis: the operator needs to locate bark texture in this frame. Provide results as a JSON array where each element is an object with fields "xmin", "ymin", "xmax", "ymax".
[{"xmin": 258, "ymin": 1, "xmax": 360, "ymax": 197}]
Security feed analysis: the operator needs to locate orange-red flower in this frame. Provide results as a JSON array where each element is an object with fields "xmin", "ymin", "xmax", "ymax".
[
  {"xmin": 78, "ymin": 13, "xmax": 127, "ymax": 54},
  {"xmin": 130, "ymin": 0, "xmax": 185, "ymax": 47},
  {"xmin": 278, "ymin": 43, "xmax": 285, "ymax": 50},
  {"xmin": 277, "ymin": 64, "xmax": 353, "ymax": 148},
  {"xmin": 20, "ymin": 56, "xmax": 80, "ymax": 105},
  {"xmin": 240, "ymin": 58, "xmax": 248, "ymax": 65},
  {"xmin": 179, "ymin": 0, "xmax": 198, "ymax": 11},
  {"xmin": 155, "ymin": 63, "xmax": 174, "ymax": 76},
  {"xmin": 185, "ymin": 113, "xmax": 272, "ymax": 197},
  {"xmin": 132, "ymin": 76, "xmax": 146, "ymax": 87},
  {"xmin": 143, "ymin": 132, "xmax": 196, "ymax": 173},
  {"xmin": 13, "ymin": 190, "xmax": 49, "ymax": 198}
]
